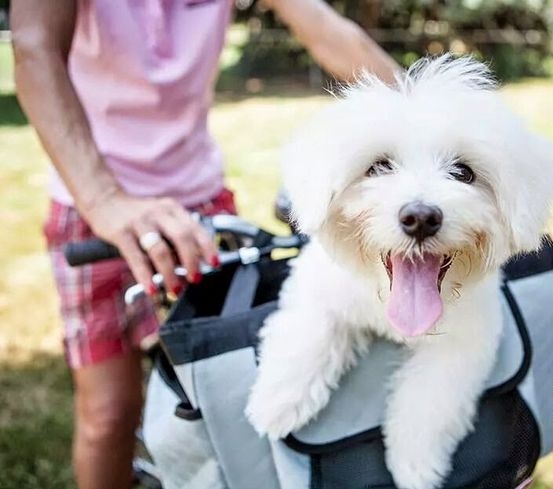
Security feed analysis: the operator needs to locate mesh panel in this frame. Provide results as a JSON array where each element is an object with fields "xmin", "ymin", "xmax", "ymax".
[
  {"xmin": 310, "ymin": 391, "xmax": 540, "ymax": 489},
  {"xmin": 461, "ymin": 392, "xmax": 540, "ymax": 489}
]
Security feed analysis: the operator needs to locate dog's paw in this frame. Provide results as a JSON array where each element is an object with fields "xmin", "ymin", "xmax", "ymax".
[
  {"xmin": 246, "ymin": 395, "xmax": 305, "ymax": 440},
  {"xmin": 246, "ymin": 377, "xmax": 331, "ymax": 440},
  {"xmin": 385, "ymin": 439, "xmax": 450, "ymax": 489},
  {"xmin": 387, "ymin": 460, "xmax": 448, "ymax": 489}
]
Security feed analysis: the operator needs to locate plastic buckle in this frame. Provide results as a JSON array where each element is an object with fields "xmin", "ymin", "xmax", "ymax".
[{"xmin": 238, "ymin": 247, "xmax": 260, "ymax": 265}]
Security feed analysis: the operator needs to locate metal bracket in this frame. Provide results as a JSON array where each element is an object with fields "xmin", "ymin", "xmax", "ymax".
[{"xmin": 238, "ymin": 246, "xmax": 260, "ymax": 265}]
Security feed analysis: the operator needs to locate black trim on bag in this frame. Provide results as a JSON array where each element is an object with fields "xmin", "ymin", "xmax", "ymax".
[
  {"xmin": 155, "ymin": 349, "xmax": 188, "ymax": 401},
  {"xmin": 502, "ymin": 236, "xmax": 553, "ymax": 281},
  {"xmin": 486, "ymin": 282, "xmax": 532, "ymax": 397},
  {"xmin": 154, "ymin": 348, "xmax": 203, "ymax": 420},
  {"xmin": 284, "ymin": 282, "xmax": 533, "ymax": 455},
  {"xmin": 161, "ymin": 301, "xmax": 277, "ymax": 365},
  {"xmin": 285, "ymin": 426, "xmax": 383, "ymax": 456}
]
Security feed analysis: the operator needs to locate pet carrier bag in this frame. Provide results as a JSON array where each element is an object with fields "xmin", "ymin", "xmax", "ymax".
[{"xmin": 143, "ymin": 240, "xmax": 553, "ymax": 489}]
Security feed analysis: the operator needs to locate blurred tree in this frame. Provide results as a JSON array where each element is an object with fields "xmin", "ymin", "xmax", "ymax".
[
  {"xmin": 225, "ymin": 0, "xmax": 553, "ymax": 83},
  {"xmin": 344, "ymin": 0, "xmax": 553, "ymax": 78},
  {"xmin": 1, "ymin": 0, "xmax": 549, "ymax": 81},
  {"xmin": 0, "ymin": 0, "xmax": 9, "ymax": 30}
]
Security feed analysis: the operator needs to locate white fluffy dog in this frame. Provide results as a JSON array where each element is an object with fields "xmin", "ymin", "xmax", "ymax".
[{"xmin": 246, "ymin": 55, "xmax": 553, "ymax": 489}]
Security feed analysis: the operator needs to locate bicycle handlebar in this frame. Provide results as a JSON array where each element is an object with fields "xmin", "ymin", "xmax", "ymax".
[
  {"xmin": 64, "ymin": 239, "xmax": 121, "ymax": 267},
  {"xmin": 63, "ymin": 215, "xmax": 308, "ymax": 305},
  {"xmin": 64, "ymin": 215, "xmax": 299, "ymax": 266}
]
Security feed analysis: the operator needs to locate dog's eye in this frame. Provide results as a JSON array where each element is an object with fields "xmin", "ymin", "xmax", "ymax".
[
  {"xmin": 449, "ymin": 162, "xmax": 474, "ymax": 184},
  {"xmin": 366, "ymin": 158, "xmax": 394, "ymax": 178}
]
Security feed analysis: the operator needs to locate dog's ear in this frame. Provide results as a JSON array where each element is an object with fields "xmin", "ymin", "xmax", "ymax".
[
  {"xmin": 498, "ymin": 132, "xmax": 553, "ymax": 253},
  {"xmin": 281, "ymin": 138, "xmax": 336, "ymax": 235},
  {"xmin": 280, "ymin": 103, "xmax": 347, "ymax": 235},
  {"xmin": 280, "ymin": 75, "xmax": 395, "ymax": 234}
]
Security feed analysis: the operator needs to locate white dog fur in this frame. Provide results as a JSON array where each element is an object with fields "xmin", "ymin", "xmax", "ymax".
[{"xmin": 246, "ymin": 55, "xmax": 553, "ymax": 489}]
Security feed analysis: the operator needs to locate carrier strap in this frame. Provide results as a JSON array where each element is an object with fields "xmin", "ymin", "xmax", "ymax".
[
  {"xmin": 220, "ymin": 228, "xmax": 271, "ymax": 317},
  {"xmin": 221, "ymin": 264, "xmax": 261, "ymax": 317}
]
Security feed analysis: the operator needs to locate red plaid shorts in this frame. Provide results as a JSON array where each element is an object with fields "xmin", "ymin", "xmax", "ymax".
[{"xmin": 44, "ymin": 188, "xmax": 237, "ymax": 369}]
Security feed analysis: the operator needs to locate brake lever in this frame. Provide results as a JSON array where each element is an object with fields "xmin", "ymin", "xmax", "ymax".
[
  {"xmin": 210, "ymin": 214, "xmax": 262, "ymax": 238},
  {"xmin": 123, "ymin": 248, "xmax": 261, "ymax": 305},
  {"xmin": 123, "ymin": 227, "xmax": 306, "ymax": 306}
]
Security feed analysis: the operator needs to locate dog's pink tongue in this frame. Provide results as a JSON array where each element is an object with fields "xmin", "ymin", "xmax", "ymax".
[{"xmin": 386, "ymin": 254, "xmax": 443, "ymax": 337}]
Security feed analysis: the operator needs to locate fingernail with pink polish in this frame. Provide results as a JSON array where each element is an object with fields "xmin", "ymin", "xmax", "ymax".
[
  {"xmin": 191, "ymin": 272, "xmax": 203, "ymax": 284},
  {"xmin": 211, "ymin": 256, "xmax": 220, "ymax": 268},
  {"xmin": 147, "ymin": 284, "xmax": 157, "ymax": 296}
]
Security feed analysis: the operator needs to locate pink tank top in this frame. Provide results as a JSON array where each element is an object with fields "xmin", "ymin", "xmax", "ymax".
[{"xmin": 50, "ymin": 0, "xmax": 233, "ymax": 207}]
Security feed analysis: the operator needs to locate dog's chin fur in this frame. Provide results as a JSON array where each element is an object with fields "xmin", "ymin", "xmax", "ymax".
[{"xmin": 246, "ymin": 55, "xmax": 553, "ymax": 489}]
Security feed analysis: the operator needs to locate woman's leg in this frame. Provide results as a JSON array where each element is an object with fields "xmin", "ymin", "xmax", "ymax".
[
  {"xmin": 72, "ymin": 351, "xmax": 143, "ymax": 489},
  {"xmin": 44, "ymin": 202, "xmax": 159, "ymax": 488}
]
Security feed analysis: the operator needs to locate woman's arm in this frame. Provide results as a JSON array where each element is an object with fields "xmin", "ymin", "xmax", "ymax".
[
  {"xmin": 262, "ymin": 0, "xmax": 400, "ymax": 84},
  {"xmin": 11, "ymin": 0, "xmax": 120, "ymax": 212},
  {"xmin": 11, "ymin": 0, "xmax": 217, "ymax": 292}
]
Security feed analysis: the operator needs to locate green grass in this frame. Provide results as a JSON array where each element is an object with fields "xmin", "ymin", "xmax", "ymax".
[
  {"xmin": 0, "ymin": 41, "xmax": 14, "ymax": 93},
  {"xmin": 0, "ymin": 356, "xmax": 74, "ymax": 488},
  {"xmin": 1, "ymin": 39, "xmax": 553, "ymax": 488}
]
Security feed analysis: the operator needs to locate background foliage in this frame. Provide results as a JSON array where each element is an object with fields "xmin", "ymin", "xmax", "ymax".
[
  {"xmin": 0, "ymin": 0, "xmax": 8, "ymax": 30},
  {"xmin": 228, "ymin": 0, "xmax": 553, "ymax": 82},
  {"xmin": 1, "ymin": 0, "xmax": 552, "ymax": 79}
]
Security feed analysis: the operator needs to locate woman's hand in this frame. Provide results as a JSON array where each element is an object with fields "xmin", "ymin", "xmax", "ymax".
[{"xmin": 84, "ymin": 189, "xmax": 219, "ymax": 296}]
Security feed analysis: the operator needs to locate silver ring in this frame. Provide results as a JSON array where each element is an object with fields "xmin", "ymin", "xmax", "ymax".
[{"xmin": 139, "ymin": 231, "xmax": 162, "ymax": 252}]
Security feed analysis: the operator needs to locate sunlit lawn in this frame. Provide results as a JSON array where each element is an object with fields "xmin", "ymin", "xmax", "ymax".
[{"xmin": 1, "ymin": 40, "xmax": 553, "ymax": 488}]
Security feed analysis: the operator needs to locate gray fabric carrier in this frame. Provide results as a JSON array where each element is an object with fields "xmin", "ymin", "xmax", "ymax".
[{"xmin": 143, "ymin": 246, "xmax": 553, "ymax": 489}]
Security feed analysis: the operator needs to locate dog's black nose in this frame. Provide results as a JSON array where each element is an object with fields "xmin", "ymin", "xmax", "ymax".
[{"xmin": 399, "ymin": 202, "xmax": 443, "ymax": 241}]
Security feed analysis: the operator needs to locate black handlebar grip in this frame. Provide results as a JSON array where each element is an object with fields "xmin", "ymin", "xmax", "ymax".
[{"xmin": 64, "ymin": 239, "xmax": 121, "ymax": 267}]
